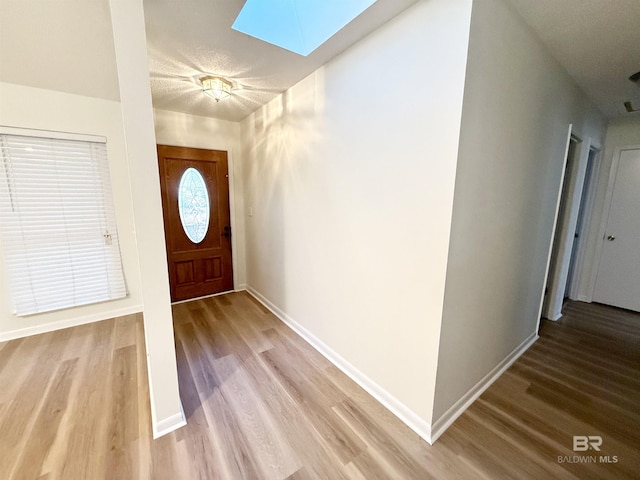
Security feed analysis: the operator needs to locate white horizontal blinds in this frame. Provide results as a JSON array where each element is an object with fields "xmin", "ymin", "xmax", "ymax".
[{"xmin": 0, "ymin": 131, "xmax": 127, "ymax": 316}]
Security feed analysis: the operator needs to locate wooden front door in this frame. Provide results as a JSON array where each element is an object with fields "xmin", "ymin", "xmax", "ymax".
[{"xmin": 158, "ymin": 145, "xmax": 233, "ymax": 302}]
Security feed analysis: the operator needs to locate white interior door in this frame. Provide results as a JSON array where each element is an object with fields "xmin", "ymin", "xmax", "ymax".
[{"xmin": 593, "ymin": 148, "xmax": 640, "ymax": 312}]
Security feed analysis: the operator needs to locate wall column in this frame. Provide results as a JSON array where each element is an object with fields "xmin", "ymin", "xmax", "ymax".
[{"xmin": 109, "ymin": 0, "xmax": 185, "ymax": 437}]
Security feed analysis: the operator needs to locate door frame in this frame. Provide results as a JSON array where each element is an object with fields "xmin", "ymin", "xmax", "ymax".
[
  {"xmin": 544, "ymin": 128, "xmax": 582, "ymax": 320},
  {"xmin": 567, "ymin": 144, "xmax": 601, "ymax": 301},
  {"xmin": 537, "ymin": 125, "xmax": 574, "ymax": 324},
  {"xmin": 539, "ymin": 124, "xmax": 603, "ymax": 322},
  {"xmin": 589, "ymin": 144, "xmax": 640, "ymax": 302},
  {"xmin": 158, "ymin": 143, "xmax": 242, "ymax": 302}
]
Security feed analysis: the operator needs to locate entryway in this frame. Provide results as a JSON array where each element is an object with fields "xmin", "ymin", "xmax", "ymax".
[{"xmin": 157, "ymin": 145, "xmax": 234, "ymax": 302}]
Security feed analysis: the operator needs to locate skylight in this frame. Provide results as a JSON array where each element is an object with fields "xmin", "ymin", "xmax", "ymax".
[{"xmin": 232, "ymin": 0, "xmax": 379, "ymax": 57}]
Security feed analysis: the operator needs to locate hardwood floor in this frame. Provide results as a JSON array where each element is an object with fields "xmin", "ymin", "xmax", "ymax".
[{"xmin": 0, "ymin": 294, "xmax": 638, "ymax": 479}]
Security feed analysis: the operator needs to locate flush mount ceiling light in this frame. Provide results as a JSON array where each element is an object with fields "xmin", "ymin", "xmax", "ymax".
[{"xmin": 202, "ymin": 76, "xmax": 233, "ymax": 102}]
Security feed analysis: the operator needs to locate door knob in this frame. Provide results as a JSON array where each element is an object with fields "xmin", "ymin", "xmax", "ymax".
[
  {"xmin": 222, "ymin": 225, "xmax": 231, "ymax": 238},
  {"xmin": 606, "ymin": 235, "xmax": 616, "ymax": 241}
]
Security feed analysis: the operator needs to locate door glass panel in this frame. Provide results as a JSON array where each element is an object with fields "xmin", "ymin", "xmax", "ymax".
[{"xmin": 178, "ymin": 167, "xmax": 210, "ymax": 243}]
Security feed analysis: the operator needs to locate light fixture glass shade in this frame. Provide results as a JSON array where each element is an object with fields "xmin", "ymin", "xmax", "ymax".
[{"xmin": 202, "ymin": 77, "xmax": 232, "ymax": 102}]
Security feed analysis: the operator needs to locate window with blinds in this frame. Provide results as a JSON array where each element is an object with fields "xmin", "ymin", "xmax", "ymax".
[{"xmin": 0, "ymin": 127, "xmax": 127, "ymax": 316}]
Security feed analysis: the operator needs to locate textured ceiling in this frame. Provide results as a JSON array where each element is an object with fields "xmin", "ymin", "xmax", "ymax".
[
  {"xmin": 1, "ymin": 0, "xmax": 638, "ymax": 122},
  {"xmin": 143, "ymin": 0, "xmax": 420, "ymax": 122},
  {"xmin": 504, "ymin": 0, "xmax": 640, "ymax": 118}
]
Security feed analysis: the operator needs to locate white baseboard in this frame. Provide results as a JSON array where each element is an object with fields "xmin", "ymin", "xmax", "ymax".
[
  {"xmin": 0, "ymin": 304, "xmax": 144, "ymax": 342},
  {"xmin": 246, "ymin": 286, "xmax": 432, "ymax": 443},
  {"xmin": 430, "ymin": 331, "xmax": 538, "ymax": 443},
  {"xmin": 152, "ymin": 402, "xmax": 187, "ymax": 439},
  {"xmin": 145, "ymin": 344, "xmax": 187, "ymax": 440}
]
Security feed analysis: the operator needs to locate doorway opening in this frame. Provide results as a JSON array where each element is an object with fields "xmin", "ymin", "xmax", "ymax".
[
  {"xmin": 543, "ymin": 131, "xmax": 601, "ymax": 321},
  {"xmin": 565, "ymin": 145, "xmax": 599, "ymax": 299}
]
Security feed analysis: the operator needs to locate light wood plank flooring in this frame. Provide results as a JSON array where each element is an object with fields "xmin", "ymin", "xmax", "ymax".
[{"xmin": 0, "ymin": 293, "xmax": 638, "ymax": 479}]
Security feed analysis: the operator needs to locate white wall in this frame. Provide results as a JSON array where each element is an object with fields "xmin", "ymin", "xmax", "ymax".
[
  {"xmin": 0, "ymin": 0, "xmax": 186, "ymax": 436},
  {"xmin": 577, "ymin": 116, "xmax": 640, "ymax": 302},
  {"xmin": 241, "ymin": 0, "xmax": 473, "ymax": 436},
  {"xmin": 153, "ymin": 109, "xmax": 246, "ymax": 287},
  {"xmin": 0, "ymin": 82, "xmax": 143, "ymax": 339},
  {"xmin": 432, "ymin": 0, "xmax": 606, "ymax": 425},
  {"xmin": 0, "ymin": 0, "xmax": 120, "ymax": 102}
]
